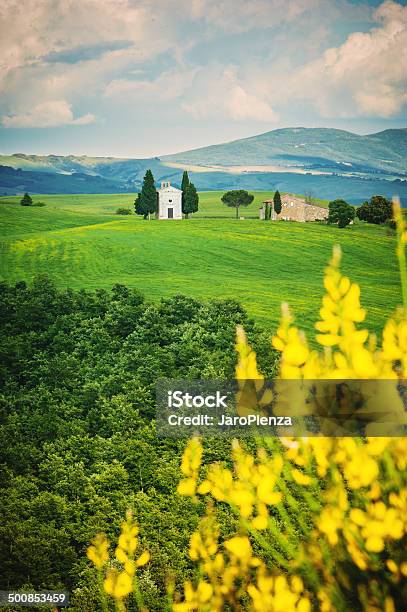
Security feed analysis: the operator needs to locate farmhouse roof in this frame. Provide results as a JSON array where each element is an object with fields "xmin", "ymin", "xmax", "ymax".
[{"xmin": 262, "ymin": 194, "xmax": 326, "ymax": 210}]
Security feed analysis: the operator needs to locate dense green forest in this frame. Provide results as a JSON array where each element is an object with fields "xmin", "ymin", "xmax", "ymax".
[{"xmin": 0, "ymin": 278, "xmax": 277, "ymax": 610}]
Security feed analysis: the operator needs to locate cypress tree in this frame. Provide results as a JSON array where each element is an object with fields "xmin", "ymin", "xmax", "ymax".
[
  {"xmin": 273, "ymin": 190, "xmax": 282, "ymax": 215},
  {"xmin": 183, "ymin": 182, "xmax": 199, "ymax": 219},
  {"xmin": 134, "ymin": 193, "xmax": 144, "ymax": 217},
  {"xmin": 181, "ymin": 170, "xmax": 190, "ymax": 215},
  {"xmin": 134, "ymin": 170, "xmax": 157, "ymax": 219},
  {"xmin": 20, "ymin": 192, "xmax": 33, "ymax": 206}
]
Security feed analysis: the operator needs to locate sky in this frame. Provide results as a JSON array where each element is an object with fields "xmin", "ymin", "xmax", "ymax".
[{"xmin": 0, "ymin": 0, "xmax": 406, "ymax": 157}]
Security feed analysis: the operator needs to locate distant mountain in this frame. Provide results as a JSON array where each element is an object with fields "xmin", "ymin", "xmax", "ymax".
[
  {"xmin": 163, "ymin": 127, "xmax": 407, "ymax": 177},
  {"xmin": 367, "ymin": 128, "xmax": 407, "ymax": 160},
  {"xmin": 0, "ymin": 127, "xmax": 406, "ymax": 203}
]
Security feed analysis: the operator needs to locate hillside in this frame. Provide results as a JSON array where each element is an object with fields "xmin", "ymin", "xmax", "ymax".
[
  {"xmin": 164, "ymin": 127, "xmax": 407, "ymax": 176},
  {"xmin": 0, "ymin": 192, "xmax": 401, "ymax": 336},
  {"xmin": 0, "ymin": 165, "xmax": 127, "ymax": 195},
  {"xmin": 1, "ymin": 127, "xmax": 406, "ymax": 203},
  {"xmin": 368, "ymin": 128, "xmax": 407, "ymax": 159}
]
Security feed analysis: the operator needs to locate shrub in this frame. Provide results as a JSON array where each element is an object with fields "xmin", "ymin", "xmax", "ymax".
[
  {"xmin": 116, "ymin": 208, "xmax": 132, "ymax": 215},
  {"xmin": 20, "ymin": 193, "xmax": 33, "ymax": 206}
]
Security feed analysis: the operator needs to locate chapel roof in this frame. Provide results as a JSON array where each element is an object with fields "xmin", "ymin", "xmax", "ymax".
[{"xmin": 158, "ymin": 181, "xmax": 182, "ymax": 192}]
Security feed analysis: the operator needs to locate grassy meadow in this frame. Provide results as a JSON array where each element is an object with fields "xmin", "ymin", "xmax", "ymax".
[{"xmin": 0, "ymin": 191, "xmax": 402, "ymax": 336}]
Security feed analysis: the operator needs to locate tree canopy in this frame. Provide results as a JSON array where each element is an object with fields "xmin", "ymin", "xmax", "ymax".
[
  {"xmin": 356, "ymin": 195, "xmax": 392, "ymax": 225},
  {"xmin": 221, "ymin": 190, "xmax": 254, "ymax": 219},
  {"xmin": 0, "ymin": 277, "xmax": 276, "ymax": 609},
  {"xmin": 328, "ymin": 199, "xmax": 355, "ymax": 228}
]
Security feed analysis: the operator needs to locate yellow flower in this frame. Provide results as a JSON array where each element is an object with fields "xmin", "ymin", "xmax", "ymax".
[
  {"xmin": 364, "ymin": 534, "xmax": 384, "ymax": 553},
  {"xmin": 115, "ymin": 547, "xmax": 128, "ymax": 564},
  {"xmin": 180, "ymin": 437, "xmax": 203, "ymax": 477},
  {"xmin": 178, "ymin": 437, "xmax": 203, "ymax": 497},
  {"xmin": 350, "ymin": 508, "xmax": 366, "ymax": 526},
  {"xmin": 343, "ymin": 450, "xmax": 378, "ymax": 489},
  {"xmin": 291, "ymin": 469, "xmax": 312, "ymax": 486},
  {"xmin": 252, "ymin": 514, "xmax": 268, "ymax": 530},
  {"xmin": 86, "ymin": 533, "xmax": 109, "ymax": 569},
  {"xmin": 118, "ymin": 512, "xmax": 139, "ymax": 555},
  {"xmin": 385, "ymin": 596, "xmax": 395, "ymax": 612},
  {"xmin": 104, "ymin": 569, "xmax": 132, "ymax": 599},
  {"xmin": 196, "ymin": 581, "xmax": 213, "ymax": 602},
  {"xmin": 173, "ymin": 580, "xmax": 218, "ymax": 612},
  {"xmin": 177, "ymin": 478, "xmax": 196, "ymax": 496},
  {"xmin": 381, "ymin": 311, "xmax": 407, "ymax": 376},
  {"xmin": 236, "ymin": 325, "xmax": 264, "ymax": 380},
  {"xmin": 136, "ymin": 550, "xmax": 150, "ymax": 567},
  {"xmin": 224, "ymin": 536, "xmax": 252, "ymax": 561},
  {"xmin": 87, "ymin": 511, "xmax": 150, "ymax": 604},
  {"xmin": 189, "ymin": 513, "xmax": 219, "ymax": 562},
  {"xmin": 318, "ymin": 507, "xmax": 344, "ymax": 545},
  {"xmin": 248, "ymin": 570, "xmax": 311, "ymax": 612},
  {"xmin": 257, "ymin": 478, "xmax": 282, "ymax": 504}
]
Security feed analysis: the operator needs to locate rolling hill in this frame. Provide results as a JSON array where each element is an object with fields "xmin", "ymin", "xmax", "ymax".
[
  {"xmin": 163, "ymin": 127, "xmax": 407, "ymax": 176},
  {"xmin": 1, "ymin": 127, "xmax": 406, "ymax": 203},
  {"xmin": 0, "ymin": 192, "xmax": 401, "ymax": 336}
]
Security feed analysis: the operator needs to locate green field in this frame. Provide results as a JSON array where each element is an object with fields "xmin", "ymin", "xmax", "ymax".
[{"xmin": 0, "ymin": 192, "xmax": 402, "ymax": 336}]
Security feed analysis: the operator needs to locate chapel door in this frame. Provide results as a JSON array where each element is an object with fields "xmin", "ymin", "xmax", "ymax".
[{"xmin": 167, "ymin": 208, "xmax": 174, "ymax": 219}]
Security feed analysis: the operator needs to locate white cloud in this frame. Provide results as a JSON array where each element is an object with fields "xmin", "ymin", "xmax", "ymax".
[
  {"xmin": 2, "ymin": 100, "xmax": 96, "ymax": 128},
  {"xmin": 182, "ymin": 66, "xmax": 278, "ymax": 122},
  {"xmin": 105, "ymin": 61, "xmax": 278, "ymax": 122},
  {"xmin": 187, "ymin": 0, "xmax": 324, "ymax": 33},
  {"xmin": 105, "ymin": 68, "xmax": 197, "ymax": 101},
  {"xmin": 0, "ymin": 0, "xmax": 405, "ymax": 139},
  {"xmin": 0, "ymin": 0, "xmax": 184, "ymax": 125},
  {"xmin": 0, "ymin": 0, "xmax": 172, "ymax": 86},
  {"xmin": 281, "ymin": 0, "xmax": 407, "ymax": 117}
]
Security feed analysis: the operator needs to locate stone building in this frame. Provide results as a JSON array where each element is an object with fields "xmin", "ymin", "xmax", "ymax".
[
  {"xmin": 260, "ymin": 194, "xmax": 328, "ymax": 222},
  {"xmin": 157, "ymin": 181, "xmax": 182, "ymax": 219}
]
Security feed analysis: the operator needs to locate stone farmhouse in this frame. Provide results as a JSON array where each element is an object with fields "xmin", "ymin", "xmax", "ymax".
[
  {"xmin": 260, "ymin": 194, "xmax": 328, "ymax": 222},
  {"xmin": 157, "ymin": 181, "xmax": 182, "ymax": 219}
]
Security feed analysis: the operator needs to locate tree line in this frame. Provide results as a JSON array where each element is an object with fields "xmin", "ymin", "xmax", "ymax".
[
  {"xmin": 328, "ymin": 195, "xmax": 394, "ymax": 228},
  {"xmin": 19, "ymin": 184, "xmax": 396, "ymax": 227}
]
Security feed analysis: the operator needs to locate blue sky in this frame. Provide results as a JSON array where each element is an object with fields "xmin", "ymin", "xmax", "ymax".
[{"xmin": 0, "ymin": 0, "xmax": 406, "ymax": 157}]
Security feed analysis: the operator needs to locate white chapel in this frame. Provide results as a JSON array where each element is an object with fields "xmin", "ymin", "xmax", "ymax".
[{"xmin": 157, "ymin": 181, "xmax": 183, "ymax": 219}]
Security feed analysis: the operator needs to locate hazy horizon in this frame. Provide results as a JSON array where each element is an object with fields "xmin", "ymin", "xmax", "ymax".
[{"xmin": 1, "ymin": 124, "xmax": 406, "ymax": 160}]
